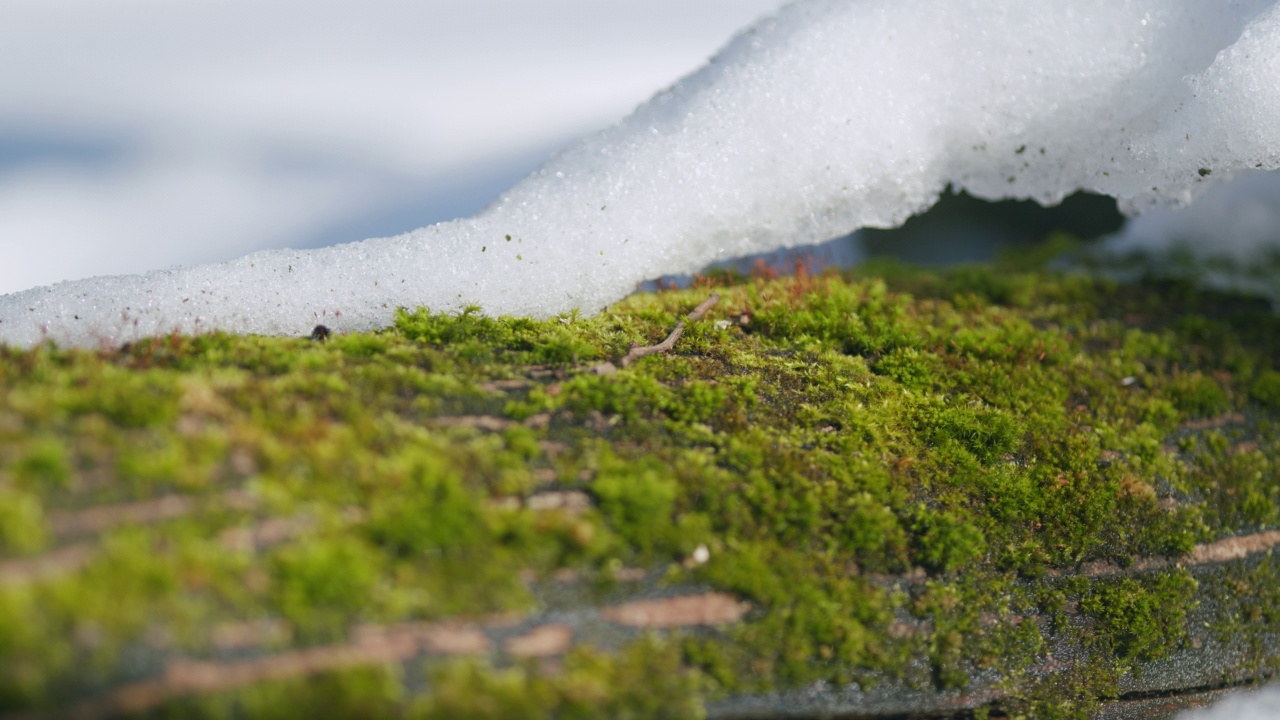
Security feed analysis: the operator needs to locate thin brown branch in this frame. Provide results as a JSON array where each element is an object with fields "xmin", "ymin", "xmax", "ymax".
[{"xmin": 593, "ymin": 293, "xmax": 721, "ymax": 375}]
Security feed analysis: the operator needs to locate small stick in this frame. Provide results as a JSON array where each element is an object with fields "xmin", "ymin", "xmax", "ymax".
[
  {"xmin": 618, "ymin": 293, "xmax": 721, "ymax": 367},
  {"xmin": 593, "ymin": 293, "xmax": 721, "ymax": 375}
]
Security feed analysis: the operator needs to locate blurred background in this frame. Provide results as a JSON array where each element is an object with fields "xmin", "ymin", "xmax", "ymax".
[
  {"xmin": 3, "ymin": 0, "xmax": 1278, "ymax": 300},
  {"xmin": 0, "ymin": 0, "xmax": 786, "ymax": 295}
]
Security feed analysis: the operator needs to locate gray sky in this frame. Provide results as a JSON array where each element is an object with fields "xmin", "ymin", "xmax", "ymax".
[{"xmin": 0, "ymin": 0, "xmax": 786, "ymax": 294}]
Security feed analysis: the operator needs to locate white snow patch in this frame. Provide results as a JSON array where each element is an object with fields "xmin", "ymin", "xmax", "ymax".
[
  {"xmin": 3, "ymin": 0, "xmax": 1280, "ymax": 348},
  {"xmin": 1178, "ymin": 685, "xmax": 1280, "ymax": 720}
]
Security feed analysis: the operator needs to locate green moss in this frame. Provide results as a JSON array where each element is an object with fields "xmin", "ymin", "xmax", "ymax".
[
  {"xmin": 1178, "ymin": 429, "xmax": 1279, "ymax": 534},
  {"xmin": 1201, "ymin": 553, "xmax": 1280, "ymax": 678},
  {"xmin": 1078, "ymin": 571, "xmax": 1198, "ymax": 665},
  {"xmin": 65, "ymin": 366, "xmax": 180, "ymax": 428},
  {"xmin": 0, "ymin": 487, "xmax": 47, "ymax": 554},
  {"xmin": 0, "ymin": 587, "xmax": 69, "ymax": 707},
  {"xmin": 394, "ymin": 306, "xmax": 603, "ymax": 367},
  {"xmin": 872, "ymin": 346, "xmax": 939, "ymax": 390},
  {"xmin": 697, "ymin": 542, "xmax": 893, "ymax": 689},
  {"xmin": 910, "ymin": 506, "xmax": 987, "ymax": 574},
  {"xmin": 591, "ymin": 456, "xmax": 679, "ymax": 558},
  {"xmin": 11, "ymin": 437, "xmax": 72, "ymax": 490},
  {"xmin": 270, "ymin": 536, "xmax": 384, "ymax": 642},
  {"xmin": 1, "ymin": 252, "xmax": 1279, "ymax": 717},
  {"xmin": 364, "ymin": 451, "xmax": 486, "ymax": 556},
  {"xmin": 1168, "ymin": 371, "xmax": 1232, "ymax": 418},
  {"xmin": 1251, "ymin": 370, "xmax": 1280, "ymax": 409},
  {"xmin": 919, "ymin": 403, "xmax": 1022, "ymax": 464}
]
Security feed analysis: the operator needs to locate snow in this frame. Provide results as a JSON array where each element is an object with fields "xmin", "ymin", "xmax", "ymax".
[
  {"xmin": 1178, "ymin": 685, "xmax": 1280, "ymax": 720},
  {"xmin": 2, "ymin": 0, "xmax": 1279, "ymax": 348}
]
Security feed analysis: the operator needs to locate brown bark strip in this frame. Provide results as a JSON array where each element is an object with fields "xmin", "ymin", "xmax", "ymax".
[
  {"xmin": 420, "ymin": 625, "xmax": 491, "ymax": 655},
  {"xmin": 524, "ymin": 491, "xmax": 592, "ymax": 513},
  {"xmin": 353, "ymin": 621, "xmax": 493, "ymax": 655},
  {"xmin": 47, "ymin": 489, "xmax": 256, "ymax": 538},
  {"xmin": 1187, "ymin": 529, "xmax": 1280, "ymax": 565},
  {"xmin": 489, "ymin": 491, "xmax": 592, "ymax": 514},
  {"xmin": 0, "ymin": 543, "xmax": 95, "ymax": 588},
  {"xmin": 161, "ymin": 638, "xmax": 417, "ymax": 693},
  {"xmin": 48, "ymin": 496, "xmax": 193, "ymax": 536},
  {"xmin": 1179, "ymin": 412, "xmax": 1246, "ymax": 432},
  {"xmin": 53, "ymin": 621, "xmax": 496, "ymax": 720},
  {"xmin": 1048, "ymin": 528, "xmax": 1280, "ymax": 579},
  {"xmin": 424, "ymin": 415, "xmax": 516, "ymax": 431},
  {"xmin": 218, "ymin": 516, "xmax": 315, "ymax": 553},
  {"xmin": 25, "ymin": 598, "xmax": 725, "ymax": 719},
  {"xmin": 210, "ymin": 620, "xmax": 291, "ymax": 651},
  {"xmin": 593, "ymin": 293, "xmax": 721, "ymax": 375},
  {"xmin": 477, "ymin": 379, "xmax": 531, "ymax": 392},
  {"xmin": 218, "ymin": 507, "xmax": 365, "ymax": 554},
  {"xmin": 601, "ymin": 592, "xmax": 750, "ymax": 628},
  {"xmin": 504, "ymin": 624, "xmax": 573, "ymax": 658}
]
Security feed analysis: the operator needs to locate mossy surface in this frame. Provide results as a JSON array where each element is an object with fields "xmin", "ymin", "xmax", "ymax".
[{"xmin": 2, "ymin": 251, "xmax": 1279, "ymax": 719}]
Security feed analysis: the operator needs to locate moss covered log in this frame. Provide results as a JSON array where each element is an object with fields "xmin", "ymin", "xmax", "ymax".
[{"xmin": 2, "ymin": 255, "xmax": 1279, "ymax": 719}]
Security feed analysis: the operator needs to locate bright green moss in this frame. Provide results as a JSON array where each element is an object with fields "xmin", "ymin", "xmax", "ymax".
[
  {"xmin": 0, "ymin": 252, "xmax": 1278, "ymax": 718},
  {"xmin": 270, "ymin": 536, "xmax": 385, "ymax": 642},
  {"xmin": 872, "ymin": 346, "xmax": 939, "ymax": 390},
  {"xmin": 700, "ymin": 542, "xmax": 891, "ymax": 689},
  {"xmin": 591, "ymin": 456, "xmax": 679, "ymax": 558},
  {"xmin": 394, "ymin": 306, "xmax": 603, "ymax": 367},
  {"xmin": 919, "ymin": 402, "xmax": 1022, "ymax": 464},
  {"xmin": 364, "ymin": 452, "xmax": 485, "ymax": 556}
]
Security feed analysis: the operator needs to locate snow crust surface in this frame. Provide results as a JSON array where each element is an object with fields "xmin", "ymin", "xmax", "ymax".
[{"xmin": 3, "ymin": 0, "xmax": 1280, "ymax": 348}]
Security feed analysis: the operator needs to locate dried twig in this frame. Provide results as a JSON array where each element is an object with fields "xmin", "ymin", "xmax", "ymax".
[{"xmin": 592, "ymin": 293, "xmax": 721, "ymax": 375}]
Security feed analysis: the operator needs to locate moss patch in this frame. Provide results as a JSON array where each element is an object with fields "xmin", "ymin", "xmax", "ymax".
[{"xmin": 2, "ymin": 252, "xmax": 1279, "ymax": 718}]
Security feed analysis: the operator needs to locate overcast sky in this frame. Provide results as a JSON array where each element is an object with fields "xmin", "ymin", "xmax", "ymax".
[{"xmin": 0, "ymin": 0, "xmax": 787, "ymax": 295}]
